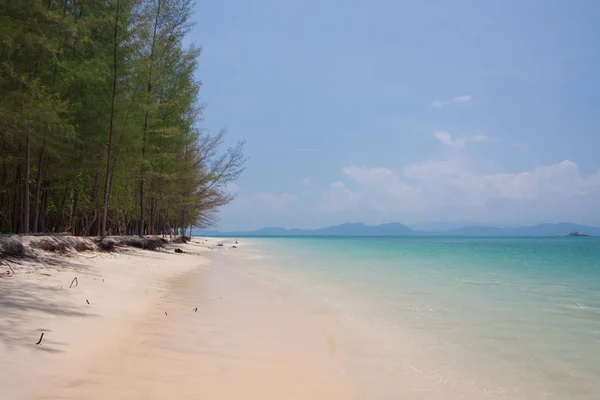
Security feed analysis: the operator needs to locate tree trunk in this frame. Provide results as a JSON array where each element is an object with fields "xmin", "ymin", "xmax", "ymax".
[
  {"xmin": 32, "ymin": 146, "xmax": 45, "ymax": 233},
  {"xmin": 139, "ymin": 0, "xmax": 162, "ymax": 238},
  {"xmin": 1, "ymin": 156, "xmax": 9, "ymax": 229},
  {"xmin": 22, "ymin": 131, "xmax": 31, "ymax": 233},
  {"xmin": 91, "ymin": 172, "xmax": 101, "ymax": 236},
  {"xmin": 40, "ymin": 189, "xmax": 48, "ymax": 233},
  {"xmin": 102, "ymin": 0, "xmax": 120, "ymax": 238},
  {"xmin": 58, "ymin": 186, "xmax": 69, "ymax": 232},
  {"xmin": 71, "ymin": 188, "xmax": 79, "ymax": 235},
  {"xmin": 139, "ymin": 160, "xmax": 145, "ymax": 237},
  {"xmin": 148, "ymin": 196, "xmax": 154, "ymax": 235},
  {"xmin": 12, "ymin": 165, "xmax": 20, "ymax": 233}
]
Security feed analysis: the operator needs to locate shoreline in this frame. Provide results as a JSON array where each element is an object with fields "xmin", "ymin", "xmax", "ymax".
[
  {"xmin": 0, "ymin": 238, "xmax": 355, "ymax": 399},
  {"xmin": 4, "ymin": 235, "xmax": 582, "ymax": 399}
]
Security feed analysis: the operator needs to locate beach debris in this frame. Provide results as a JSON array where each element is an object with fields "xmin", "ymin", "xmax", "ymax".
[
  {"xmin": 165, "ymin": 312, "xmax": 168, "ymax": 316},
  {"xmin": 174, "ymin": 248, "xmax": 183, "ymax": 253},
  {"xmin": 193, "ymin": 307, "xmax": 198, "ymax": 312},
  {"xmin": 232, "ymin": 246, "xmax": 237, "ymax": 248},
  {"xmin": 69, "ymin": 277, "xmax": 78, "ymax": 288},
  {"xmin": 36, "ymin": 333, "xmax": 44, "ymax": 345},
  {"xmin": 102, "ymin": 279, "xmax": 104, "ymax": 282},
  {"xmin": 97, "ymin": 238, "xmax": 116, "ymax": 252},
  {"xmin": 172, "ymin": 236, "xmax": 190, "ymax": 244},
  {"xmin": 216, "ymin": 243, "xmax": 223, "ymax": 247},
  {"xmin": 86, "ymin": 299, "xmax": 90, "ymax": 305}
]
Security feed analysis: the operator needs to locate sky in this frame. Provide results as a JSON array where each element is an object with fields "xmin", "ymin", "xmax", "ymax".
[{"xmin": 189, "ymin": 0, "xmax": 600, "ymax": 231}]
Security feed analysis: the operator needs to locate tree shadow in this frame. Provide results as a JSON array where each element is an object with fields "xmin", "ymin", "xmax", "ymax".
[{"xmin": 0, "ymin": 276, "xmax": 98, "ymax": 351}]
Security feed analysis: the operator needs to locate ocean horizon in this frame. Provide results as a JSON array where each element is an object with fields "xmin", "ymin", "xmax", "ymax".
[{"xmin": 227, "ymin": 236, "xmax": 600, "ymax": 399}]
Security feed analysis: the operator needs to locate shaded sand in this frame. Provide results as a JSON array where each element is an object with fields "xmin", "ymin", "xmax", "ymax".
[{"xmin": 0, "ymin": 239, "xmax": 355, "ymax": 399}]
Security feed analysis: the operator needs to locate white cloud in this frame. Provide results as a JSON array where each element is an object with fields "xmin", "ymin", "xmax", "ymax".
[
  {"xmin": 323, "ymin": 160, "xmax": 600, "ymax": 224},
  {"xmin": 513, "ymin": 142, "xmax": 529, "ymax": 150},
  {"xmin": 430, "ymin": 95, "xmax": 473, "ymax": 108},
  {"xmin": 434, "ymin": 131, "xmax": 489, "ymax": 148},
  {"xmin": 319, "ymin": 181, "xmax": 359, "ymax": 213},
  {"xmin": 452, "ymin": 95, "xmax": 472, "ymax": 103},
  {"xmin": 434, "ymin": 131, "xmax": 455, "ymax": 146},
  {"xmin": 350, "ymin": 159, "xmax": 597, "ymax": 202},
  {"xmin": 218, "ymin": 162, "xmax": 600, "ymax": 230},
  {"xmin": 483, "ymin": 160, "xmax": 586, "ymax": 200},
  {"xmin": 293, "ymin": 148, "xmax": 322, "ymax": 153},
  {"xmin": 301, "ymin": 178, "xmax": 311, "ymax": 185}
]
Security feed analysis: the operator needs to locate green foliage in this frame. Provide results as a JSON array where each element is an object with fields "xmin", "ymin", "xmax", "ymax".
[{"xmin": 0, "ymin": 0, "xmax": 245, "ymax": 235}]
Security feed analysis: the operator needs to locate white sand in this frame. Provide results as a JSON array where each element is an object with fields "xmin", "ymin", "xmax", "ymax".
[{"xmin": 0, "ymin": 239, "xmax": 355, "ymax": 399}]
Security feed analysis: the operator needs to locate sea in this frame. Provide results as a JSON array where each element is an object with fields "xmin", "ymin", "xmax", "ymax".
[{"xmin": 224, "ymin": 236, "xmax": 600, "ymax": 399}]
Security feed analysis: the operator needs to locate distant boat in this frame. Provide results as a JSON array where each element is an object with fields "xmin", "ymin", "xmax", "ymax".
[{"xmin": 566, "ymin": 231, "xmax": 590, "ymax": 237}]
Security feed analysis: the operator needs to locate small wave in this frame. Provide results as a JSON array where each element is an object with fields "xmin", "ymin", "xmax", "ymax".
[
  {"xmin": 560, "ymin": 303, "xmax": 600, "ymax": 312},
  {"xmin": 454, "ymin": 278, "xmax": 505, "ymax": 286},
  {"xmin": 549, "ymin": 300, "xmax": 600, "ymax": 314}
]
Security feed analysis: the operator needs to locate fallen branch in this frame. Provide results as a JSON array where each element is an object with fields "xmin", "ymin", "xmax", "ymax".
[
  {"xmin": 86, "ymin": 299, "xmax": 90, "ymax": 304},
  {"xmin": 36, "ymin": 332, "xmax": 44, "ymax": 345}
]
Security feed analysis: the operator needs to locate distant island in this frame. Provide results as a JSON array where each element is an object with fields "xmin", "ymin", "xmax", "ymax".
[
  {"xmin": 197, "ymin": 222, "xmax": 600, "ymax": 237},
  {"xmin": 566, "ymin": 231, "xmax": 590, "ymax": 237}
]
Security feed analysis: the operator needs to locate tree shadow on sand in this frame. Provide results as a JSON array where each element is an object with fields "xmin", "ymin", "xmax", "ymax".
[{"xmin": 0, "ymin": 275, "xmax": 98, "ymax": 352}]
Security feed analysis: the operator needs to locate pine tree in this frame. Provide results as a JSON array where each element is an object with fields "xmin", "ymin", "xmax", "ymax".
[{"xmin": 0, "ymin": 0, "xmax": 245, "ymax": 236}]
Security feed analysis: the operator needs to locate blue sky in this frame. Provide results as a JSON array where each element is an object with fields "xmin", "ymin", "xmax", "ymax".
[{"xmin": 190, "ymin": 0, "xmax": 600, "ymax": 230}]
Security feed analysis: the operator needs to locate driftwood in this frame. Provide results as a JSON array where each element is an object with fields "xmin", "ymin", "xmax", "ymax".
[
  {"xmin": 172, "ymin": 236, "xmax": 190, "ymax": 244},
  {"xmin": 36, "ymin": 332, "xmax": 44, "ymax": 345},
  {"xmin": 69, "ymin": 277, "xmax": 78, "ymax": 288}
]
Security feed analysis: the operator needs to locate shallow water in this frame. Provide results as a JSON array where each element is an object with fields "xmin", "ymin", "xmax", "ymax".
[{"xmin": 232, "ymin": 236, "xmax": 600, "ymax": 399}]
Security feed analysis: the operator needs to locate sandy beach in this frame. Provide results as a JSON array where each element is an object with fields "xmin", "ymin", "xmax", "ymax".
[{"xmin": 0, "ymin": 238, "xmax": 355, "ymax": 400}]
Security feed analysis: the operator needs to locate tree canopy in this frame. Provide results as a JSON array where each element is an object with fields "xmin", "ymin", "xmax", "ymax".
[{"xmin": 0, "ymin": 0, "xmax": 245, "ymax": 236}]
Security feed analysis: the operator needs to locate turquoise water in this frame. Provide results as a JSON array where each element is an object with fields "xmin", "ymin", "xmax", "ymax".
[{"xmin": 236, "ymin": 237, "xmax": 600, "ymax": 399}]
